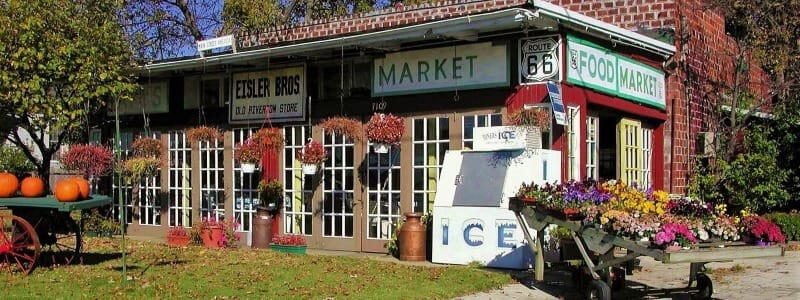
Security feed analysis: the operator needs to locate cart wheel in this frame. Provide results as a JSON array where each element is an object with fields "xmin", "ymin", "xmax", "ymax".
[
  {"xmin": 611, "ymin": 267, "xmax": 626, "ymax": 291},
  {"xmin": 0, "ymin": 215, "xmax": 41, "ymax": 275},
  {"xmin": 694, "ymin": 273, "xmax": 713, "ymax": 300},
  {"xmin": 586, "ymin": 279, "xmax": 611, "ymax": 300},
  {"xmin": 41, "ymin": 212, "xmax": 82, "ymax": 265}
]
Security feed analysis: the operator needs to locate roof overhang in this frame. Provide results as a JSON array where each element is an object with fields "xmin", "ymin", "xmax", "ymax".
[{"xmin": 140, "ymin": 5, "xmax": 675, "ymax": 75}]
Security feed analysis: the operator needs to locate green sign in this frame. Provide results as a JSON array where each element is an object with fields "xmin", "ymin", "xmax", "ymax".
[{"xmin": 566, "ymin": 35, "xmax": 666, "ymax": 109}]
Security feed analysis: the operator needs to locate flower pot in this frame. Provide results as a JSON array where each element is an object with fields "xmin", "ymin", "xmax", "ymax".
[
  {"xmin": 665, "ymin": 244, "xmax": 682, "ymax": 251},
  {"xmin": 373, "ymin": 142, "xmax": 390, "ymax": 154},
  {"xmin": 301, "ymin": 163, "xmax": 318, "ymax": 175},
  {"xmin": 756, "ymin": 239, "xmax": 770, "ymax": 247},
  {"xmin": 270, "ymin": 244, "xmax": 307, "ymax": 255},
  {"xmin": 167, "ymin": 235, "xmax": 191, "ymax": 247},
  {"xmin": 241, "ymin": 163, "xmax": 257, "ymax": 173},
  {"xmin": 200, "ymin": 225, "xmax": 225, "ymax": 249}
]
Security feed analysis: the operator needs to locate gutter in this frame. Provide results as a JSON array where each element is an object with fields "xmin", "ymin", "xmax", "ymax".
[{"xmin": 531, "ymin": 0, "xmax": 676, "ymax": 57}]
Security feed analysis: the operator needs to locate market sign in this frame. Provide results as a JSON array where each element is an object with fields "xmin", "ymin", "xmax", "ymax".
[
  {"xmin": 566, "ymin": 35, "xmax": 666, "ymax": 109},
  {"xmin": 473, "ymin": 126, "xmax": 527, "ymax": 151},
  {"xmin": 372, "ymin": 42, "xmax": 509, "ymax": 97},
  {"xmin": 230, "ymin": 65, "xmax": 306, "ymax": 124},
  {"xmin": 112, "ymin": 81, "xmax": 169, "ymax": 116},
  {"xmin": 519, "ymin": 35, "xmax": 561, "ymax": 84}
]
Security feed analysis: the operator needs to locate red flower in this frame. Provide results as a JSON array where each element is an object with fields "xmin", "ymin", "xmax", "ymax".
[
  {"xmin": 365, "ymin": 113, "xmax": 404, "ymax": 145},
  {"xmin": 272, "ymin": 234, "xmax": 307, "ymax": 246},
  {"xmin": 59, "ymin": 143, "xmax": 114, "ymax": 178},
  {"xmin": 296, "ymin": 140, "xmax": 327, "ymax": 165}
]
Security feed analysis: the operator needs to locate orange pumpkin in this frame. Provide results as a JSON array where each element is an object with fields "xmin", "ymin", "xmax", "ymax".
[
  {"xmin": 0, "ymin": 172, "xmax": 20, "ymax": 198},
  {"xmin": 70, "ymin": 177, "xmax": 90, "ymax": 199},
  {"xmin": 20, "ymin": 176, "xmax": 45, "ymax": 197},
  {"xmin": 54, "ymin": 180, "xmax": 80, "ymax": 202}
]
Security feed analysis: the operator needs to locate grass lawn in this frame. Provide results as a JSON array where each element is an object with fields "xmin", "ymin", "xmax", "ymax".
[{"xmin": 1, "ymin": 238, "xmax": 513, "ymax": 299}]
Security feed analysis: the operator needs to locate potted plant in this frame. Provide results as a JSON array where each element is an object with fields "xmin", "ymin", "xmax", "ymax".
[
  {"xmin": 186, "ymin": 126, "xmax": 223, "ymax": 144},
  {"xmin": 190, "ymin": 216, "xmax": 241, "ymax": 249},
  {"xmin": 121, "ymin": 157, "xmax": 162, "ymax": 181},
  {"xmin": 320, "ymin": 116, "xmax": 362, "ymax": 141},
  {"xmin": 58, "ymin": 143, "xmax": 114, "ymax": 180},
  {"xmin": 270, "ymin": 234, "xmax": 307, "ymax": 255},
  {"xmin": 296, "ymin": 139, "xmax": 327, "ymax": 175},
  {"xmin": 166, "ymin": 226, "xmax": 191, "ymax": 247},
  {"xmin": 508, "ymin": 107, "xmax": 551, "ymax": 149},
  {"xmin": 654, "ymin": 223, "xmax": 698, "ymax": 250},
  {"xmin": 234, "ymin": 137, "xmax": 262, "ymax": 173},
  {"xmin": 550, "ymin": 226, "xmax": 581, "ymax": 261},
  {"xmin": 364, "ymin": 113, "xmax": 404, "ymax": 153},
  {"xmin": 258, "ymin": 179, "xmax": 283, "ymax": 212},
  {"xmin": 740, "ymin": 216, "xmax": 785, "ymax": 246}
]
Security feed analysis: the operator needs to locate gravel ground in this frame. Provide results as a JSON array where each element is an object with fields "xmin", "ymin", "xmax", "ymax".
[{"xmin": 455, "ymin": 248, "xmax": 800, "ymax": 300}]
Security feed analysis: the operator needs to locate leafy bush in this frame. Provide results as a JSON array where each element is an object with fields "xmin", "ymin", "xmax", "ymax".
[
  {"xmin": 59, "ymin": 143, "xmax": 113, "ymax": 177},
  {"xmin": 766, "ymin": 212, "xmax": 800, "ymax": 241},
  {"xmin": 0, "ymin": 144, "xmax": 35, "ymax": 176},
  {"xmin": 723, "ymin": 127, "xmax": 790, "ymax": 213},
  {"xmin": 131, "ymin": 137, "xmax": 162, "ymax": 158}
]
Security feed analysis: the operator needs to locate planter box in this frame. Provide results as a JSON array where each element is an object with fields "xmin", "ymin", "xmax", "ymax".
[{"xmin": 270, "ymin": 244, "xmax": 307, "ymax": 255}]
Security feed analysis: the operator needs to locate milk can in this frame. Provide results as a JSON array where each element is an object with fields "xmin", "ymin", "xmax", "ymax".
[
  {"xmin": 399, "ymin": 212, "xmax": 427, "ymax": 261},
  {"xmin": 251, "ymin": 206, "xmax": 274, "ymax": 249}
]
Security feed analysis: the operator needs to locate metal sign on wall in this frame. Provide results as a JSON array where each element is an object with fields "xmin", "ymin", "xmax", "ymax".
[
  {"xmin": 519, "ymin": 35, "xmax": 561, "ymax": 84},
  {"xmin": 372, "ymin": 42, "xmax": 509, "ymax": 97},
  {"xmin": 229, "ymin": 65, "xmax": 306, "ymax": 124},
  {"xmin": 566, "ymin": 35, "xmax": 666, "ymax": 109}
]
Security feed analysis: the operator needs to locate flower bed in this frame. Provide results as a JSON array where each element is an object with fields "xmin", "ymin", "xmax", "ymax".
[{"xmin": 516, "ymin": 179, "xmax": 786, "ymax": 249}]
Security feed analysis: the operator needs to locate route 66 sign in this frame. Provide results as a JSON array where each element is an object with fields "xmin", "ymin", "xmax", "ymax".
[{"xmin": 519, "ymin": 35, "xmax": 561, "ymax": 84}]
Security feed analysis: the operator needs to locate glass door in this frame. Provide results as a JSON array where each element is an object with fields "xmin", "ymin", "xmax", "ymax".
[
  {"xmin": 361, "ymin": 143, "xmax": 401, "ymax": 252},
  {"xmin": 320, "ymin": 131, "xmax": 359, "ymax": 251}
]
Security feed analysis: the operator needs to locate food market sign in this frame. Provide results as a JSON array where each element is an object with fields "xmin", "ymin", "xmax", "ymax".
[
  {"xmin": 372, "ymin": 42, "xmax": 508, "ymax": 97},
  {"xmin": 566, "ymin": 35, "xmax": 666, "ymax": 109},
  {"xmin": 230, "ymin": 65, "xmax": 306, "ymax": 124}
]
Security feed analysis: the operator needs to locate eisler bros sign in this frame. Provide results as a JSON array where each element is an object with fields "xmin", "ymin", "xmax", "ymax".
[{"xmin": 229, "ymin": 65, "xmax": 306, "ymax": 124}]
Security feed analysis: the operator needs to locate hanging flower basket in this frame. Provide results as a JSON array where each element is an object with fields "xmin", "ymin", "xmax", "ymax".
[
  {"xmin": 373, "ymin": 142, "xmax": 390, "ymax": 154},
  {"xmin": 186, "ymin": 126, "xmax": 223, "ymax": 144},
  {"xmin": 320, "ymin": 116, "xmax": 363, "ymax": 141},
  {"xmin": 301, "ymin": 163, "xmax": 318, "ymax": 175},
  {"xmin": 365, "ymin": 113, "xmax": 404, "ymax": 149},
  {"xmin": 241, "ymin": 162, "xmax": 257, "ymax": 173},
  {"xmin": 252, "ymin": 127, "xmax": 285, "ymax": 150}
]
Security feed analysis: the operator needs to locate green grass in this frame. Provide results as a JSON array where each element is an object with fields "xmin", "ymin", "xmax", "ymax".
[{"xmin": 1, "ymin": 238, "xmax": 512, "ymax": 299}]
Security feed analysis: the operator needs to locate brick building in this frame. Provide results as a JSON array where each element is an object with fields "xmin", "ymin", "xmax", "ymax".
[{"xmin": 119, "ymin": 0, "xmax": 716, "ymax": 253}]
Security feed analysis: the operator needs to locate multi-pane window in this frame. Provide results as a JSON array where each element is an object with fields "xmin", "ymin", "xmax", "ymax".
[
  {"xmin": 366, "ymin": 142, "xmax": 401, "ymax": 240},
  {"xmin": 168, "ymin": 131, "xmax": 192, "ymax": 227},
  {"xmin": 567, "ymin": 106, "xmax": 581, "ymax": 181},
  {"xmin": 112, "ymin": 132, "xmax": 135, "ymax": 224},
  {"xmin": 199, "ymin": 137, "xmax": 224, "ymax": 221},
  {"xmin": 412, "ymin": 117, "xmax": 449, "ymax": 213},
  {"xmin": 113, "ymin": 131, "xmax": 161, "ymax": 225},
  {"xmin": 641, "ymin": 128, "xmax": 654, "ymax": 189},
  {"xmin": 586, "ymin": 116, "xmax": 599, "ymax": 180},
  {"xmin": 461, "ymin": 113, "xmax": 502, "ymax": 149},
  {"xmin": 284, "ymin": 126, "xmax": 312, "ymax": 235},
  {"xmin": 322, "ymin": 132, "xmax": 354, "ymax": 238},
  {"xmin": 232, "ymin": 128, "xmax": 260, "ymax": 232},
  {"xmin": 618, "ymin": 118, "xmax": 642, "ymax": 186}
]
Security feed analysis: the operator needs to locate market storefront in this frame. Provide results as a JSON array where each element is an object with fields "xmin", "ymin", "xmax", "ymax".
[{"xmin": 116, "ymin": 3, "xmax": 674, "ymax": 252}]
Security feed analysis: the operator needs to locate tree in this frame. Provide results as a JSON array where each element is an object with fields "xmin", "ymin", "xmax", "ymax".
[
  {"xmin": 0, "ymin": 0, "xmax": 137, "ymax": 189},
  {"xmin": 685, "ymin": 0, "xmax": 799, "ymax": 211}
]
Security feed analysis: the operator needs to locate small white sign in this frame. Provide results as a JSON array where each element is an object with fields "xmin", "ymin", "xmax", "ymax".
[
  {"xmin": 197, "ymin": 35, "xmax": 234, "ymax": 52},
  {"xmin": 519, "ymin": 35, "xmax": 561, "ymax": 84},
  {"xmin": 546, "ymin": 81, "xmax": 567, "ymax": 126},
  {"xmin": 473, "ymin": 126, "xmax": 528, "ymax": 151}
]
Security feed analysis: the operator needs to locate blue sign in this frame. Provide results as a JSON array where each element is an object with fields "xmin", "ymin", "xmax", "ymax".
[{"xmin": 546, "ymin": 81, "xmax": 567, "ymax": 125}]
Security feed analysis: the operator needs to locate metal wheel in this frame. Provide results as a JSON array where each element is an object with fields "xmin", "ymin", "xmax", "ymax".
[
  {"xmin": 40, "ymin": 211, "xmax": 82, "ymax": 265},
  {"xmin": 586, "ymin": 279, "xmax": 611, "ymax": 300},
  {"xmin": 0, "ymin": 215, "xmax": 41, "ymax": 275},
  {"xmin": 694, "ymin": 273, "xmax": 713, "ymax": 300}
]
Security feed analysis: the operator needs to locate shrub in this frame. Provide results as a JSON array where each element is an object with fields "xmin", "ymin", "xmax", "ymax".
[
  {"xmin": 0, "ymin": 144, "xmax": 35, "ymax": 176},
  {"xmin": 59, "ymin": 143, "xmax": 114, "ymax": 178},
  {"xmin": 766, "ymin": 212, "xmax": 800, "ymax": 241}
]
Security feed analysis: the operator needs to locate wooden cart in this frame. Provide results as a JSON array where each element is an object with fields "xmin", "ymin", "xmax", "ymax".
[
  {"xmin": 0, "ymin": 195, "xmax": 113, "ymax": 275},
  {"xmin": 509, "ymin": 198, "xmax": 785, "ymax": 300}
]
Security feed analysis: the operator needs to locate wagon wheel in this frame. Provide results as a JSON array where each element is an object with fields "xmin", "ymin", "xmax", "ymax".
[
  {"xmin": 693, "ymin": 273, "xmax": 713, "ymax": 300},
  {"xmin": 39, "ymin": 211, "xmax": 82, "ymax": 266},
  {"xmin": 586, "ymin": 279, "xmax": 611, "ymax": 300},
  {"xmin": 0, "ymin": 215, "xmax": 41, "ymax": 275}
]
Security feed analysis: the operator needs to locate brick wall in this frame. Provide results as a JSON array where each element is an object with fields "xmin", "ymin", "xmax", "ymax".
[{"xmin": 238, "ymin": 0, "xmax": 529, "ymax": 49}]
